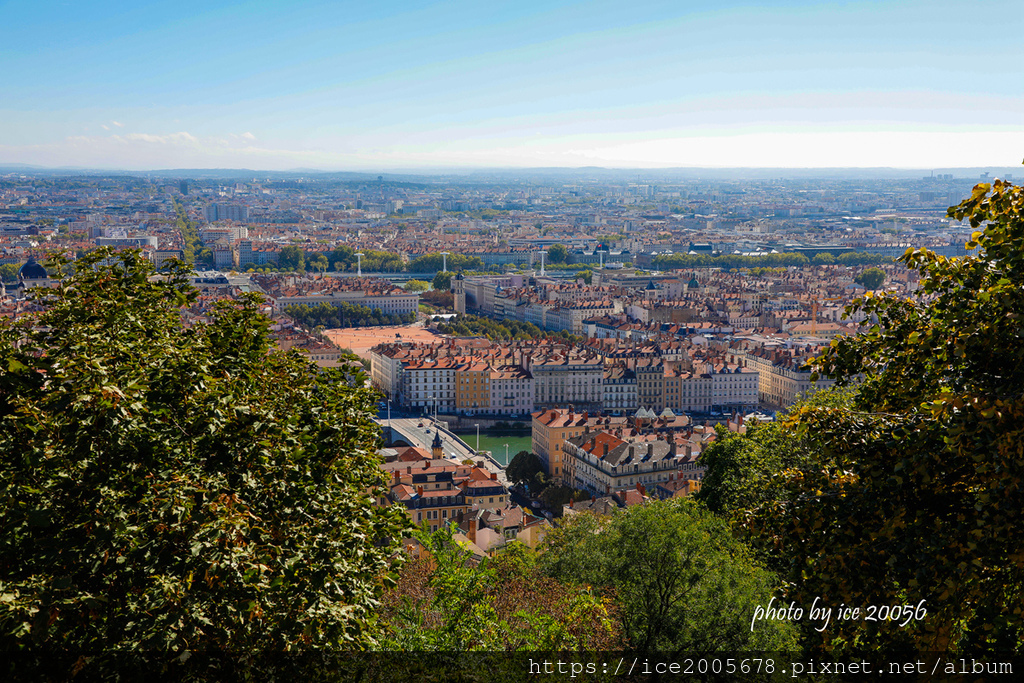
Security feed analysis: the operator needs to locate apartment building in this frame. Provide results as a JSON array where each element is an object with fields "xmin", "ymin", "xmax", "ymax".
[
  {"xmin": 455, "ymin": 361, "xmax": 491, "ymax": 415},
  {"xmin": 531, "ymin": 408, "xmax": 596, "ymax": 482},
  {"xmin": 562, "ymin": 432, "xmax": 707, "ymax": 497}
]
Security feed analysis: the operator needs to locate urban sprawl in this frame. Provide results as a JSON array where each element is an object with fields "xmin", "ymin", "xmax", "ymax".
[{"xmin": 1, "ymin": 169, "xmax": 994, "ymax": 547}]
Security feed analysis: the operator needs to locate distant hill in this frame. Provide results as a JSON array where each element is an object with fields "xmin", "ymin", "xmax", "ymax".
[{"xmin": 0, "ymin": 163, "xmax": 1017, "ymax": 183}]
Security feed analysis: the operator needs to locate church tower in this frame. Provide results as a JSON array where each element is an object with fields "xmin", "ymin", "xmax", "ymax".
[{"xmin": 431, "ymin": 429, "xmax": 443, "ymax": 460}]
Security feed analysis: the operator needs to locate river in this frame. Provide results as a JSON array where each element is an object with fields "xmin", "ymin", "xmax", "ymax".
[{"xmin": 453, "ymin": 431, "xmax": 532, "ymax": 467}]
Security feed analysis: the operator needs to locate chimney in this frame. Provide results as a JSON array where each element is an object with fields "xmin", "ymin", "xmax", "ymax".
[
  {"xmin": 491, "ymin": 472, "xmax": 497, "ymax": 480},
  {"xmin": 417, "ymin": 486, "xmax": 424, "ymax": 496},
  {"xmin": 407, "ymin": 466, "xmax": 412, "ymax": 474},
  {"xmin": 647, "ymin": 442, "xmax": 654, "ymax": 456},
  {"xmin": 467, "ymin": 517, "xmax": 477, "ymax": 546},
  {"xmin": 602, "ymin": 443, "xmax": 609, "ymax": 456}
]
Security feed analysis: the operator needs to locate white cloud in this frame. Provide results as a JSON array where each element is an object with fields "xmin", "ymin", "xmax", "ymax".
[
  {"xmin": 241, "ymin": 131, "xmax": 256, "ymax": 141},
  {"xmin": 119, "ymin": 131, "xmax": 198, "ymax": 145},
  {"xmin": 3, "ymin": 126, "xmax": 1021, "ymax": 171},
  {"xmin": 111, "ymin": 121, "xmax": 125, "ymax": 128}
]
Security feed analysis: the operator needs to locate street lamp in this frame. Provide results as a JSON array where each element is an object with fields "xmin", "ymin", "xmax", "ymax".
[
  {"xmin": 538, "ymin": 250, "xmax": 546, "ymax": 277},
  {"xmin": 504, "ymin": 443, "xmax": 509, "ymax": 465},
  {"xmin": 440, "ymin": 251, "xmax": 450, "ymax": 273},
  {"xmin": 474, "ymin": 423, "xmax": 480, "ymax": 453},
  {"xmin": 355, "ymin": 252, "xmax": 364, "ymax": 277}
]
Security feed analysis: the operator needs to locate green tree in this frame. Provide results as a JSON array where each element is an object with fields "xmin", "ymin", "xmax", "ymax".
[
  {"xmin": 380, "ymin": 526, "xmax": 619, "ymax": 654},
  {"xmin": 196, "ymin": 246, "xmax": 214, "ymax": 267},
  {"xmin": 327, "ymin": 245, "xmax": 355, "ymax": 271},
  {"xmin": 309, "ymin": 253, "xmax": 329, "ymax": 276},
  {"xmin": 749, "ymin": 179, "xmax": 1024, "ymax": 655},
  {"xmin": 0, "ymin": 262, "xmax": 21, "ymax": 283},
  {"xmin": 539, "ymin": 500, "xmax": 797, "ymax": 653},
  {"xmin": 403, "ymin": 279, "xmax": 429, "ymax": 292},
  {"xmin": 409, "ymin": 253, "xmax": 482, "ymax": 273},
  {"xmin": 278, "ymin": 245, "xmax": 305, "ymax": 272},
  {"xmin": 697, "ymin": 388, "xmax": 855, "ymax": 519},
  {"xmin": 811, "ymin": 252, "xmax": 836, "ymax": 265},
  {"xmin": 547, "ymin": 244, "xmax": 568, "ymax": 264},
  {"xmin": 0, "ymin": 249, "xmax": 410, "ymax": 654},
  {"xmin": 855, "ymin": 266, "xmax": 886, "ymax": 290},
  {"xmin": 505, "ymin": 451, "xmax": 544, "ymax": 487},
  {"xmin": 173, "ymin": 200, "xmax": 199, "ymax": 265},
  {"xmin": 537, "ymin": 485, "xmax": 583, "ymax": 512},
  {"xmin": 574, "ymin": 269, "xmax": 593, "ymax": 284},
  {"xmin": 432, "ymin": 270, "xmax": 452, "ymax": 292}
]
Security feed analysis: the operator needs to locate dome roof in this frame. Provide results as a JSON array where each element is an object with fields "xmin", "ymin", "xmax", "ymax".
[{"xmin": 18, "ymin": 259, "xmax": 48, "ymax": 281}]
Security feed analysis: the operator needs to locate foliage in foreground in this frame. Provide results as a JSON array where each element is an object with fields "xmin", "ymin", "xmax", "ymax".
[
  {"xmin": 0, "ymin": 250, "xmax": 410, "ymax": 653},
  {"xmin": 539, "ymin": 499, "xmax": 798, "ymax": 654},
  {"xmin": 746, "ymin": 179, "xmax": 1024, "ymax": 655},
  {"xmin": 379, "ymin": 528, "xmax": 622, "ymax": 652}
]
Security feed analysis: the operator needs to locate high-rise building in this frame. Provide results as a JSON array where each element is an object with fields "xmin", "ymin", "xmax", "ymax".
[{"xmin": 204, "ymin": 204, "xmax": 249, "ymax": 222}]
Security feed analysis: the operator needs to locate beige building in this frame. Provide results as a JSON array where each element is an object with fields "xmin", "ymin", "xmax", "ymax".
[
  {"xmin": 455, "ymin": 361, "xmax": 491, "ymax": 415},
  {"xmin": 531, "ymin": 408, "xmax": 595, "ymax": 482}
]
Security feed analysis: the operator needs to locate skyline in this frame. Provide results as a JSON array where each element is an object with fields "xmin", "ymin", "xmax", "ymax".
[{"xmin": 3, "ymin": 0, "xmax": 1022, "ymax": 170}]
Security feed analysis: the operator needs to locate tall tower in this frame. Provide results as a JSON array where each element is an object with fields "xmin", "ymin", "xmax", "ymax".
[{"xmin": 431, "ymin": 430, "xmax": 443, "ymax": 460}]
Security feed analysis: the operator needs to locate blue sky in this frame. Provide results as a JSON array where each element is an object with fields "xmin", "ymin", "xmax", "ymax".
[{"xmin": 2, "ymin": 0, "xmax": 1022, "ymax": 169}]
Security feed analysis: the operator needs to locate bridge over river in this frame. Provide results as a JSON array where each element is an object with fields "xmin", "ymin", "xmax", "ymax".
[{"xmin": 377, "ymin": 417, "xmax": 509, "ymax": 487}]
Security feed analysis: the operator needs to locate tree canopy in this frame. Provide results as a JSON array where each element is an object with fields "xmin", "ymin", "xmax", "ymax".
[
  {"xmin": 277, "ymin": 244, "xmax": 305, "ymax": 271},
  {"xmin": 746, "ymin": 179, "xmax": 1024, "ymax": 655},
  {"xmin": 506, "ymin": 451, "xmax": 544, "ymax": 487},
  {"xmin": 546, "ymin": 244, "xmax": 568, "ymax": 264},
  {"xmin": 854, "ymin": 266, "xmax": 886, "ymax": 290},
  {"xmin": 403, "ymin": 279, "xmax": 429, "ymax": 292},
  {"xmin": 431, "ymin": 270, "xmax": 452, "ymax": 292},
  {"xmin": 408, "ymin": 253, "xmax": 483, "ymax": 273},
  {"xmin": 539, "ymin": 500, "xmax": 797, "ymax": 653},
  {"xmin": 0, "ymin": 262, "xmax": 20, "ymax": 283},
  {"xmin": 0, "ymin": 250, "xmax": 410, "ymax": 656},
  {"xmin": 380, "ymin": 527, "xmax": 619, "ymax": 653}
]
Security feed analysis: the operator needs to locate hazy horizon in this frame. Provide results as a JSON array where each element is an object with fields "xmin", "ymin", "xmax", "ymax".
[
  {"xmin": 4, "ymin": 0, "xmax": 1021, "ymax": 171},
  {"xmin": 2, "ymin": 162, "xmax": 1020, "ymax": 182}
]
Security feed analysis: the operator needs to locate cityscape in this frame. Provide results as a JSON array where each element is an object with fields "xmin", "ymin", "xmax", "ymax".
[{"xmin": 2, "ymin": 0, "xmax": 1022, "ymax": 677}]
